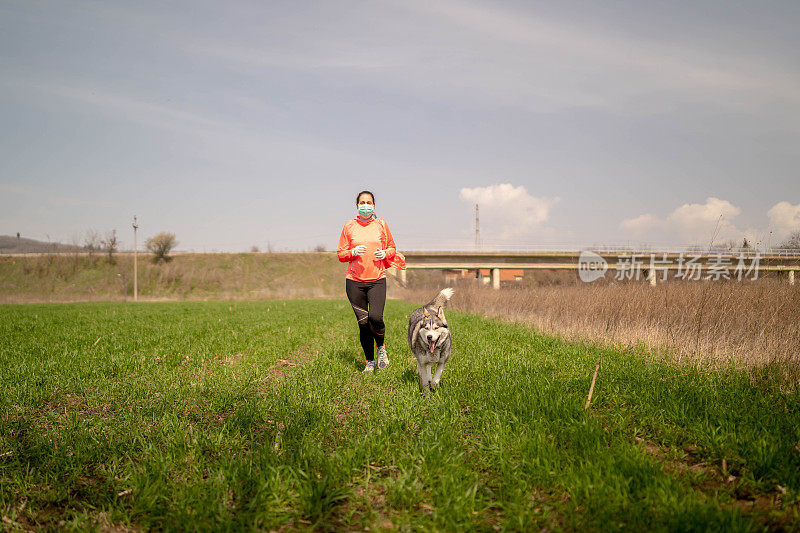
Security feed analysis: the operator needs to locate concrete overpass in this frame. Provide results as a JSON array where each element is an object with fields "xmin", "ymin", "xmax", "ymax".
[{"xmin": 398, "ymin": 250, "xmax": 800, "ymax": 288}]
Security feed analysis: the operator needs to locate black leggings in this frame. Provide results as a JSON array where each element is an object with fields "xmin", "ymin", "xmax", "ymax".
[{"xmin": 345, "ymin": 278, "xmax": 386, "ymax": 361}]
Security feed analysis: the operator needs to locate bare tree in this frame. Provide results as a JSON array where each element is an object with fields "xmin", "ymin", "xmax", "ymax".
[
  {"xmin": 83, "ymin": 230, "xmax": 101, "ymax": 256},
  {"xmin": 250, "ymin": 245, "xmax": 260, "ymax": 253},
  {"xmin": 314, "ymin": 244, "xmax": 326, "ymax": 252},
  {"xmin": 145, "ymin": 232, "xmax": 178, "ymax": 263},
  {"xmin": 101, "ymin": 229, "xmax": 119, "ymax": 264}
]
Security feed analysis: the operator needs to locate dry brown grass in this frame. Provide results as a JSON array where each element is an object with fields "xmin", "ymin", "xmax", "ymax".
[
  {"xmin": 396, "ymin": 272, "xmax": 800, "ymax": 381},
  {"xmin": 0, "ymin": 252, "xmax": 346, "ymax": 303}
]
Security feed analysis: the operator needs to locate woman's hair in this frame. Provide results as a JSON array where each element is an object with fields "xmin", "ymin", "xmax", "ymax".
[{"xmin": 356, "ymin": 190, "xmax": 375, "ymax": 205}]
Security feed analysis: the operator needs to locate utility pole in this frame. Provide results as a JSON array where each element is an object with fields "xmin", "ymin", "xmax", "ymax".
[
  {"xmin": 132, "ymin": 216, "xmax": 138, "ymax": 301},
  {"xmin": 474, "ymin": 204, "xmax": 481, "ymax": 249},
  {"xmin": 16, "ymin": 232, "xmax": 20, "ymax": 253}
]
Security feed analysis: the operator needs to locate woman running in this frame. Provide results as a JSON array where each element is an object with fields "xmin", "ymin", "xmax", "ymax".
[{"xmin": 337, "ymin": 190, "xmax": 405, "ymax": 372}]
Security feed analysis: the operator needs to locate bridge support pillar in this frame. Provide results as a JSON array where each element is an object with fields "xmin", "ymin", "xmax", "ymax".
[
  {"xmin": 790, "ymin": 270, "xmax": 795, "ymax": 286},
  {"xmin": 648, "ymin": 269, "xmax": 657, "ymax": 286},
  {"xmin": 400, "ymin": 268, "xmax": 407, "ymax": 285},
  {"xmin": 491, "ymin": 268, "xmax": 500, "ymax": 290}
]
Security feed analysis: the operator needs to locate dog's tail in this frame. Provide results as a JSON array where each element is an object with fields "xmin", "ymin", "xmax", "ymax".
[{"xmin": 431, "ymin": 287, "xmax": 455, "ymax": 309}]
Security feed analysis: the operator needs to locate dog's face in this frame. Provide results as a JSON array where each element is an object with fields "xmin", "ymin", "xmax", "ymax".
[{"xmin": 417, "ymin": 306, "xmax": 449, "ymax": 354}]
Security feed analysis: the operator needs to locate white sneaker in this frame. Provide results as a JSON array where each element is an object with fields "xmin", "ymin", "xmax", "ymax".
[
  {"xmin": 363, "ymin": 360, "xmax": 375, "ymax": 372},
  {"xmin": 377, "ymin": 346, "xmax": 389, "ymax": 369}
]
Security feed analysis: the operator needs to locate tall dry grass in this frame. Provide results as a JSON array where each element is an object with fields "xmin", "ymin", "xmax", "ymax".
[{"xmin": 396, "ymin": 274, "xmax": 800, "ymax": 383}]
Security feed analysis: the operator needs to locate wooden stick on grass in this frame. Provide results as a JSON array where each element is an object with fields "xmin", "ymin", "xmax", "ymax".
[
  {"xmin": 585, "ymin": 356, "xmax": 601, "ymax": 410},
  {"xmin": 93, "ymin": 336, "xmax": 102, "ymax": 346}
]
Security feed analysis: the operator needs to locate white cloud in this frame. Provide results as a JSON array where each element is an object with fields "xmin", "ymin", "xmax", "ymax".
[
  {"xmin": 619, "ymin": 213, "xmax": 659, "ymax": 233},
  {"xmin": 668, "ymin": 197, "xmax": 741, "ymax": 232},
  {"xmin": 768, "ymin": 201, "xmax": 800, "ymax": 242},
  {"xmin": 459, "ymin": 183, "xmax": 558, "ymax": 240},
  {"xmin": 621, "ymin": 198, "xmax": 800, "ymax": 248},
  {"xmin": 620, "ymin": 197, "xmax": 744, "ymax": 245}
]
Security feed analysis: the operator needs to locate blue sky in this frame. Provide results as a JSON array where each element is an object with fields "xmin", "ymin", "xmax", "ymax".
[{"xmin": 1, "ymin": 0, "xmax": 799, "ymax": 251}]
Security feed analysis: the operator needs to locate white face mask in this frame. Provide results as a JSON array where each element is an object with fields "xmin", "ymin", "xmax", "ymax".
[{"xmin": 358, "ymin": 204, "xmax": 374, "ymax": 217}]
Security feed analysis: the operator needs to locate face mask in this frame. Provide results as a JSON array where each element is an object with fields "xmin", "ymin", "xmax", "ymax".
[{"xmin": 358, "ymin": 204, "xmax": 374, "ymax": 217}]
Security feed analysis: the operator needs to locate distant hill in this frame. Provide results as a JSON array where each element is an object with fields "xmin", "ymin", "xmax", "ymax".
[{"xmin": 0, "ymin": 235, "xmax": 85, "ymax": 253}]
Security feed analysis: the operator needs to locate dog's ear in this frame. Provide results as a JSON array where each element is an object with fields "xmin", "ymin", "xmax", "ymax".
[
  {"xmin": 437, "ymin": 306, "xmax": 447, "ymax": 326},
  {"xmin": 423, "ymin": 307, "xmax": 430, "ymax": 317},
  {"xmin": 410, "ymin": 320, "xmax": 422, "ymax": 349}
]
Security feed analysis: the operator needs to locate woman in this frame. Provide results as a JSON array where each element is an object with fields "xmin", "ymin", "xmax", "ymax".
[{"xmin": 337, "ymin": 190, "xmax": 405, "ymax": 372}]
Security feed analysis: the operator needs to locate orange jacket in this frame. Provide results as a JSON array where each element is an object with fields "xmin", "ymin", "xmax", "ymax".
[{"xmin": 337, "ymin": 216, "xmax": 405, "ymax": 281}]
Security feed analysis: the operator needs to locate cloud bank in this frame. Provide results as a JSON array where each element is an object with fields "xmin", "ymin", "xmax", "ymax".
[
  {"xmin": 621, "ymin": 198, "xmax": 800, "ymax": 247},
  {"xmin": 768, "ymin": 202, "xmax": 800, "ymax": 242},
  {"xmin": 459, "ymin": 183, "xmax": 558, "ymax": 240}
]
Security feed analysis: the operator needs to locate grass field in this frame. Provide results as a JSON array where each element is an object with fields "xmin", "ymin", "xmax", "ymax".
[{"xmin": 1, "ymin": 300, "xmax": 799, "ymax": 531}]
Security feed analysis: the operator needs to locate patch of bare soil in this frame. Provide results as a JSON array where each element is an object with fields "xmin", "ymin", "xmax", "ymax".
[
  {"xmin": 31, "ymin": 392, "xmax": 117, "ymax": 431},
  {"xmin": 256, "ymin": 343, "xmax": 321, "ymax": 401}
]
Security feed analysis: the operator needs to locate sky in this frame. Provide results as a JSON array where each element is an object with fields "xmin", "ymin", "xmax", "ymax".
[{"xmin": 1, "ymin": 0, "xmax": 799, "ymax": 252}]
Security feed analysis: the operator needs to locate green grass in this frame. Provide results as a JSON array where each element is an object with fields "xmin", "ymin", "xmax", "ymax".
[{"xmin": 1, "ymin": 300, "xmax": 799, "ymax": 531}]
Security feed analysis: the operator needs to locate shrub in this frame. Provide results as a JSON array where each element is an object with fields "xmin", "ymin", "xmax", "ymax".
[{"xmin": 145, "ymin": 232, "xmax": 177, "ymax": 263}]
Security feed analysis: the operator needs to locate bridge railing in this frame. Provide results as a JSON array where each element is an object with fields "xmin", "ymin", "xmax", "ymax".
[{"xmin": 397, "ymin": 249, "xmax": 800, "ymax": 288}]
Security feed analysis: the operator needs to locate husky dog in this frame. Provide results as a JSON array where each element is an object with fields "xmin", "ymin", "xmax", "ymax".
[{"xmin": 408, "ymin": 288, "xmax": 454, "ymax": 393}]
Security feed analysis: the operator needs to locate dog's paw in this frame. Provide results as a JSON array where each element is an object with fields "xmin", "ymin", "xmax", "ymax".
[{"xmin": 430, "ymin": 379, "xmax": 440, "ymax": 391}]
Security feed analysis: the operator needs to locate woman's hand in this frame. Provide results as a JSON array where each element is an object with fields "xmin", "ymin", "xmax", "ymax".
[
  {"xmin": 374, "ymin": 249, "xmax": 386, "ymax": 260},
  {"xmin": 351, "ymin": 245, "xmax": 367, "ymax": 256}
]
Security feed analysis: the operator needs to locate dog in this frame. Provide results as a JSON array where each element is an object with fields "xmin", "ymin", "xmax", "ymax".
[{"xmin": 408, "ymin": 288, "xmax": 454, "ymax": 393}]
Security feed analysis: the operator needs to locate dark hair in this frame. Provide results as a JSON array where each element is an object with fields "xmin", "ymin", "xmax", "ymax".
[{"xmin": 356, "ymin": 190, "xmax": 375, "ymax": 205}]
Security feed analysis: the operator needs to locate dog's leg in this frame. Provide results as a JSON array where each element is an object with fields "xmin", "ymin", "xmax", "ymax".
[
  {"xmin": 416, "ymin": 360, "xmax": 429, "ymax": 393},
  {"xmin": 431, "ymin": 345, "xmax": 450, "ymax": 391},
  {"xmin": 423, "ymin": 363, "xmax": 433, "ymax": 392},
  {"xmin": 431, "ymin": 360, "xmax": 448, "ymax": 391}
]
